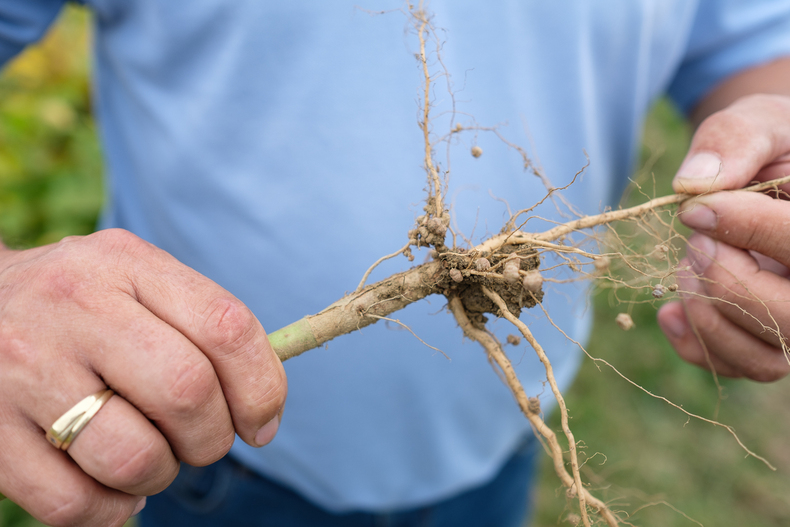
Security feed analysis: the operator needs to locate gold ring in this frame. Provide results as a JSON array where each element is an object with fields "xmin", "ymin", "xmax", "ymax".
[{"xmin": 46, "ymin": 389, "xmax": 114, "ymax": 451}]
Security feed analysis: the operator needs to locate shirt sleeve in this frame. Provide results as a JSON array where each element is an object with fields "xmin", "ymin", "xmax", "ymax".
[
  {"xmin": 667, "ymin": 0, "xmax": 790, "ymax": 114},
  {"xmin": 0, "ymin": 0, "xmax": 68, "ymax": 67}
]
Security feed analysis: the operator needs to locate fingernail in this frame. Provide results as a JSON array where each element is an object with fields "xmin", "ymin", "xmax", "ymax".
[
  {"xmin": 687, "ymin": 234, "xmax": 717, "ymax": 273},
  {"xmin": 255, "ymin": 416, "xmax": 280, "ymax": 447},
  {"xmin": 659, "ymin": 308, "xmax": 689, "ymax": 339},
  {"xmin": 679, "ymin": 202, "xmax": 717, "ymax": 231},
  {"xmin": 132, "ymin": 497, "xmax": 147, "ymax": 517},
  {"xmin": 674, "ymin": 152, "xmax": 723, "ymax": 189}
]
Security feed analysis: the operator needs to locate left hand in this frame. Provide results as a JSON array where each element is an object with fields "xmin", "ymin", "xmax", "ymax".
[{"xmin": 657, "ymin": 93, "xmax": 790, "ymax": 382}]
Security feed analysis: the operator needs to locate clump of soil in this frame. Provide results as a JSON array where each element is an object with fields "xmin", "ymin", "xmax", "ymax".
[{"xmin": 437, "ymin": 244, "xmax": 542, "ymax": 328}]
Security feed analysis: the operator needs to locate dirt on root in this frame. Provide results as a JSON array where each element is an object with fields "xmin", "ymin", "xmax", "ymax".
[{"xmin": 437, "ymin": 244, "xmax": 543, "ymax": 328}]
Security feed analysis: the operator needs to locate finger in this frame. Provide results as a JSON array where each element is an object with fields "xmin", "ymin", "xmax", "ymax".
[
  {"xmin": 657, "ymin": 302, "xmax": 742, "ymax": 378},
  {"xmin": 672, "ymin": 94, "xmax": 790, "ymax": 194},
  {"xmin": 658, "ymin": 266, "xmax": 789, "ymax": 382},
  {"xmin": 678, "ymin": 190, "xmax": 790, "ymax": 267},
  {"xmin": 659, "ymin": 266, "xmax": 744, "ymax": 377},
  {"xmin": 0, "ymin": 413, "xmax": 142, "ymax": 527},
  {"xmin": 753, "ymin": 153, "xmax": 790, "ymax": 191},
  {"xmin": 71, "ymin": 298, "xmax": 237, "ymax": 465},
  {"xmin": 67, "ymin": 395, "xmax": 180, "ymax": 496},
  {"xmin": 88, "ymin": 229, "xmax": 287, "ymax": 447},
  {"xmin": 684, "ymin": 234, "xmax": 790, "ymax": 350},
  {"xmin": 11, "ymin": 353, "xmax": 179, "ymax": 496}
]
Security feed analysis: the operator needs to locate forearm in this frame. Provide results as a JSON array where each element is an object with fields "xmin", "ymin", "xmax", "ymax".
[{"xmin": 691, "ymin": 56, "xmax": 790, "ymax": 127}]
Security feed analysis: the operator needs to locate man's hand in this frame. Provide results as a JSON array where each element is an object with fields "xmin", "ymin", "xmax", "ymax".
[
  {"xmin": 657, "ymin": 76, "xmax": 790, "ymax": 381},
  {"xmin": 0, "ymin": 229, "xmax": 287, "ymax": 526}
]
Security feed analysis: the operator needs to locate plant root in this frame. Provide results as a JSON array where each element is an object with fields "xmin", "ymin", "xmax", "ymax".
[
  {"xmin": 269, "ymin": 175, "xmax": 790, "ymax": 361},
  {"xmin": 448, "ymin": 295, "xmax": 619, "ymax": 526},
  {"xmin": 270, "ymin": 241, "xmax": 542, "ymax": 360}
]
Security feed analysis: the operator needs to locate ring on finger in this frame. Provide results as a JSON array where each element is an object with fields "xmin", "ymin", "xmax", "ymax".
[{"xmin": 46, "ymin": 389, "xmax": 114, "ymax": 451}]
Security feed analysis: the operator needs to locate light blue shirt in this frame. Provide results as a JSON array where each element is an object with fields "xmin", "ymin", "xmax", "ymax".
[{"xmin": 4, "ymin": 0, "xmax": 790, "ymax": 512}]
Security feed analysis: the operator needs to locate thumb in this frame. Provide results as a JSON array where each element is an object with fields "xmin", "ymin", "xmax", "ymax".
[{"xmin": 672, "ymin": 94, "xmax": 790, "ymax": 194}]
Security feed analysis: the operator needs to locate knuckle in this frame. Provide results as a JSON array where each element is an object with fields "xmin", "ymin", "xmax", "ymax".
[
  {"xmin": 201, "ymin": 297, "xmax": 259, "ymax": 354},
  {"xmin": 85, "ymin": 229, "xmax": 155, "ymax": 270},
  {"xmin": 163, "ymin": 358, "xmax": 219, "ymax": 415},
  {"xmin": 58, "ymin": 234, "xmax": 83, "ymax": 244},
  {"xmin": 29, "ymin": 231, "xmax": 146, "ymax": 304},
  {"xmin": 88, "ymin": 228, "xmax": 145, "ymax": 253}
]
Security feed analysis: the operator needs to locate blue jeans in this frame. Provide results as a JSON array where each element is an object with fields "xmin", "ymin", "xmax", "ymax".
[{"xmin": 139, "ymin": 436, "xmax": 538, "ymax": 527}]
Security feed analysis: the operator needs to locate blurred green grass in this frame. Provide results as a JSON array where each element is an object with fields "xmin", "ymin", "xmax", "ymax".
[
  {"xmin": 0, "ymin": 5, "xmax": 102, "ymax": 250},
  {"xmin": 2, "ymin": 7, "xmax": 790, "ymax": 527}
]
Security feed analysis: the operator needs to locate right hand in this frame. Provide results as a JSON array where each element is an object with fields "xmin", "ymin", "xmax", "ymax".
[
  {"xmin": 658, "ymin": 93, "xmax": 790, "ymax": 382},
  {"xmin": 0, "ymin": 229, "xmax": 287, "ymax": 526}
]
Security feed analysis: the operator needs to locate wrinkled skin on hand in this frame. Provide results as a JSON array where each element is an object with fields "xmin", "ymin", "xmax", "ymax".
[
  {"xmin": 0, "ymin": 229, "xmax": 287, "ymax": 526},
  {"xmin": 658, "ymin": 91, "xmax": 790, "ymax": 382}
]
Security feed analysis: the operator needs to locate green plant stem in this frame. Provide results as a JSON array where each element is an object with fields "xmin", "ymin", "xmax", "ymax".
[
  {"xmin": 269, "ymin": 319, "xmax": 319, "ymax": 361},
  {"xmin": 269, "ymin": 259, "xmax": 447, "ymax": 362}
]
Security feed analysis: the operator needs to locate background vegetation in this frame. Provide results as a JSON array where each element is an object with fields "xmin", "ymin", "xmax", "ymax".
[{"xmin": 1, "ymin": 6, "xmax": 788, "ymax": 526}]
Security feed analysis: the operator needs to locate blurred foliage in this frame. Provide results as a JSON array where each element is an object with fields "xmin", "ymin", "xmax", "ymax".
[
  {"xmin": 0, "ymin": 4, "xmax": 102, "ymax": 250},
  {"xmin": 2, "ymin": 6, "xmax": 790, "ymax": 527}
]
